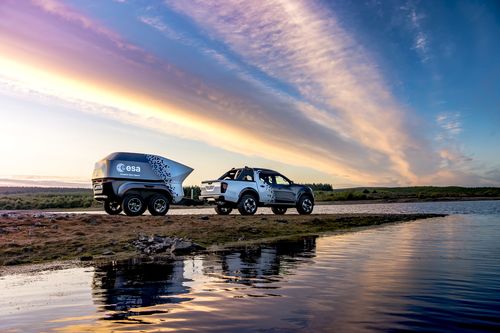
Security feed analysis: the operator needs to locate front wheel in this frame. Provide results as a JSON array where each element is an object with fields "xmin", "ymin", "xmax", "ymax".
[
  {"xmin": 104, "ymin": 200, "xmax": 122, "ymax": 215},
  {"xmin": 237, "ymin": 194, "xmax": 258, "ymax": 215},
  {"xmin": 123, "ymin": 194, "xmax": 147, "ymax": 216},
  {"xmin": 148, "ymin": 194, "xmax": 170, "ymax": 216},
  {"xmin": 215, "ymin": 204, "xmax": 232, "ymax": 215},
  {"xmin": 271, "ymin": 207, "xmax": 287, "ymax": 215},
  {"xmin": 296, "ymin": 195, "xmax": 314, "ymax": 215}
]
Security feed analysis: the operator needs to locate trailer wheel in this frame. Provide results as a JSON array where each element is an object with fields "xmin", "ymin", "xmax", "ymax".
[
  {"xmin": 123, "ymin": 194, "xmax": 146, "ymax": 216},
  {"xmin": 104, "ymin": 200, "xmax": 122, "ymax": 215},
  {"xmin": 148, "ymin": 194, "xmax": 170, "ymax": 216},
  {"xmin": 296, "ymin": 195, "xmax": 314, "ymax": 215},
  {"xmin": 271, "ymin": 207, "xmax": 287, "ymax": 215},
  {"xmin": 237, "ymin": 194, "xmax": 258, "ymax": 215},
  {"xmin": 215, "ymin": 204, "xmax": 232, "ymax": 215}
]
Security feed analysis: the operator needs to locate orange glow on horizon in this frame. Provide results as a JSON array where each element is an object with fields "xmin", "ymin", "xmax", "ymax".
[{"xmin": 0, "ymin": 51, "xmax": 377, "ymax": 184}]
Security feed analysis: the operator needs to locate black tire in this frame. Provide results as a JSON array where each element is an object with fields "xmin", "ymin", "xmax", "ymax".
[
  {"xmin": 148, "ymin": 194, "xmax": 170, "ymax": 216},
  {"xmin": 297, "ymin": 195, "xmax": 314, "ymax": 215},
  {"xmin": 237, "ymin": 194, "xmax": 258, "ymax": 215},
  {"xmin": 271, "ymin": 207, "xmax": 287, "ymax": 215},
  {"xmin": 122, "ymin": 194, "xmax": 147, "ymax": 216},
  {"xmin": 104, "ymin": 200, "xmax": 122, "ymax": 215},
  {"xmin": 215, "ymin": 204, "xmax": 232, "ymax": 215}
]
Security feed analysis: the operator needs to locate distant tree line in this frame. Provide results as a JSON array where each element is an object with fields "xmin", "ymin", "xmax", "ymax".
[
  {"xmin": 0, "ymin": 193, "xmax": 97, "ymax": 210},
  {"xmin": 1, "ymin": 185, "xmax": 499, "ymax": 210},
  {"xmin": 183, "ymin": 185, "xmax": 201, "ymax": 199},
  {"xmin": 305, "ymin": 183, "xmax": 334, "ymax": 191},
  {"xmin": 314, "ymin": 186, "xmax": 500, "ymax": 201},
  {"xmin": 0, "ymin": 186, "xmax": 204, "ymax": 210}
]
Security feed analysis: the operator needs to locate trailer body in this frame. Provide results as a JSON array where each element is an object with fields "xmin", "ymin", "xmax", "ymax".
[{"xmin": 92, "ymin": 152, "xmax": 193, "ymax": 216}]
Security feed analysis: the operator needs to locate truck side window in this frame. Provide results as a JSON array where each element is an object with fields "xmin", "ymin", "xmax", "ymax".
[
  {"xmin": 259, "ymin": 173, "xmax": 272, "ymax": 184},
  {"xmin": 275, "ymin": 175, "xmax": 291, "ymax": 185},
  {"xmin": 238, "ymin": 168, "xmax": 254, "ymax": 181}
]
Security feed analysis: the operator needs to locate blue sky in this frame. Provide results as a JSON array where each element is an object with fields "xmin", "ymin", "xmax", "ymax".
[{"xmin": 0, "ymin": 0, "xmax": 498, "ymax": 187}]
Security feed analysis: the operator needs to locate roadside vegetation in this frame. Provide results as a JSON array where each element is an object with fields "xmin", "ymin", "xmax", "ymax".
[
  {"xmin": 0, "ymin": 186, "xmax": 499, "ymax": 211},
  {"xmin": 0, "ymin": 187, "xmax": 98, "ymax": 210},
  {"xmin": 314, "ymin": 186, "xmax": 500, "ymax": 202}
]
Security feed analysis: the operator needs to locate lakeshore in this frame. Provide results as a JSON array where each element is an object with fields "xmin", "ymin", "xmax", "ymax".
[{"xmin": 0, "ymin": 212, "xmax": 444, "ymax": 266}]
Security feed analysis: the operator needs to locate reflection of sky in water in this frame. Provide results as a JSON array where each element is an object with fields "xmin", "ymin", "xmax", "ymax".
[
  {"xmin": 1, "ymin": 211, "xmax": 500, "ymax": 332},
  {"xmin": 0, "ymin": 267, "xmax": 97, "ymax": 332}
]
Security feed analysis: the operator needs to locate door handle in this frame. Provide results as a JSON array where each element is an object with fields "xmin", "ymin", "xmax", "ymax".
[{"xmin": 260, "ymin": 185, "xmax": 265, "ymax": 188}]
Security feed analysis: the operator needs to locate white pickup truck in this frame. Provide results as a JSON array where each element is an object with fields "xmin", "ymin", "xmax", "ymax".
[{"xmin": 200, "ymin": 167, "xmax": 314, "ymax": 215}]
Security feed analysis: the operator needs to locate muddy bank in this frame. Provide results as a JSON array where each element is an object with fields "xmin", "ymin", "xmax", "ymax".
[{"xmin": 0, "ymin": 212, "xmax": 445, "ymax": 266}]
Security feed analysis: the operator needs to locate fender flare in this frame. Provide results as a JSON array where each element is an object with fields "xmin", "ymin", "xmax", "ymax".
[
  {"xmin": 238, "ymin": 187, "xmax": 260, "ymax": 203},
  {"xmin": 297, "ymin": 189, "xmax": 314, "ymax": 204}
]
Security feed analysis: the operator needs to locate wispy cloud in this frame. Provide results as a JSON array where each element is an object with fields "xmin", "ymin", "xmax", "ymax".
[
  {"xmin": 1, "ymin": 0, "xmax": 494, "ymax": 186},
  {"xmin": 165, "ymin": 0, "xmax": 424, "ymax": 183},
  {"xmin": 433, "ymin": 112, "xmax": 477, "ymax": 182},
  {"xmin": 33, "ymin": 0, "xmax": 136, "ymax": 52},
  {"xmin": 402, "ymin": 2, "xmax": 431, "ymax": 63},
  {"xmin": 436, "ymin": 112, "xmax": 462, "ymax": 140},
  {"xmin": 139, "ymin": 15, "xmax": 180, "ymax": 40}
]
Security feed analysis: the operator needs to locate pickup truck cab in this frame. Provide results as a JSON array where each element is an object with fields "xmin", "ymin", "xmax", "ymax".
[{"xmin": 200, "ymin": 167, "xmax": 314, "ymax": 215}]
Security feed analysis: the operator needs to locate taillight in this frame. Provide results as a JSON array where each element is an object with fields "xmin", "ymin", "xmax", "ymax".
[{"xmin": 221, "ymin": 182, "xmax": 228, "ymax": 193}]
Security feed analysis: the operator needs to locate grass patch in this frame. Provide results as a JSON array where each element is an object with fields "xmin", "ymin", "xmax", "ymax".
[{"xmin": 0, "ymin": 212, "xmax": 445, "ymax": 266}]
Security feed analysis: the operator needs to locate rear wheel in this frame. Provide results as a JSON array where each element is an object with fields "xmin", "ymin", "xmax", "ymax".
[
  {"xmin": 104, "ymin": 200, "xmax": 122, "ymax": 215},
  {"xmin": 148, "ymin": 194, "xmax": 170, "ymax": 216},
  {"xmin": 215, "ymin": 204, "xmax": 232, "ymax": 215},
  {"xmin": 237, "ymin": 194, "xmax": 258, "ymax": 215},
  {"xmin": 297, "ymin": 195, "xmax": 314, "ymax": 215},
  {"xmin": 123, "ymin": 194, "xmax": 147, "ymax": 216},
  {"xmin": 271, "ymin": 207, "xmax": 287, "ymax": 215}
]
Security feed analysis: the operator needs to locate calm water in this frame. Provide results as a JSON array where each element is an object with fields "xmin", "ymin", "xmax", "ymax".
[{"xmin": 1, "ymin": 201, "xmax": 500, "ymax": 332}]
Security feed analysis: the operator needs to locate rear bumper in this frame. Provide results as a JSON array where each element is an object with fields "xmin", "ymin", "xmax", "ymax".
[
  {"xmin": 92, "ymin": 179, "xmax": 117, "ymax": 202},
  {"xmin": 199, "ymin": 195, "xmax": 225, "ymax": 203}
]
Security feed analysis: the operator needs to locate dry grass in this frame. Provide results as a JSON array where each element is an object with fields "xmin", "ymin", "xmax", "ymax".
[{"xmin": 0, "ymin": 212, "xmax": 445, "ymax": 265}]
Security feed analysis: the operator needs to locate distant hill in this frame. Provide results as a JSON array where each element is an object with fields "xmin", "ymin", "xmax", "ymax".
[
  {"xmin": 0, "ymin": 187, "xmax": 95, "ymax": 210},
  {"xmin": 0, "ymin": 187, "xmax": 92, "ymax": 195},
  {"xmin": 315, "ymin": 186, "xmax": 500, "ymax": 201}
]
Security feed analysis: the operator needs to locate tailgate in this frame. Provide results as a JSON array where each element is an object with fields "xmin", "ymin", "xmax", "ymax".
[{"xmin": 201, "ymin": 180, "xmax": 222, "ymax": 196}]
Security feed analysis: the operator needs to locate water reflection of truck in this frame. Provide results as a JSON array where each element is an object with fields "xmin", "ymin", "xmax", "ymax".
[
  {"xmin": 92, "ymin": 260, "xmax": 187, "ymax": 318},
  {"xmin": 205, "ymin": 236, "xmax": 317, "ymax": 283},
  {"xmin": 90, "ymin": 237, "xmax": 317, "ymax": 321}
]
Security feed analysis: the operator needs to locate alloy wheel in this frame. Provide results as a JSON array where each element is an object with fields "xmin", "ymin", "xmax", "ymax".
[
  {"xmin": 302, "ymin": 198, "xmax": 313, "ymax": 213},
  {"xmin": 128, "ymin": 198, "xmax": 143, "ymax": 213}
]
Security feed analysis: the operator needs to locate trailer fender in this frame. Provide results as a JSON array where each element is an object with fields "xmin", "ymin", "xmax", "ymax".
[{"xmin": 117, "ymin": 182, "xmax": 173, "ymax": 201}]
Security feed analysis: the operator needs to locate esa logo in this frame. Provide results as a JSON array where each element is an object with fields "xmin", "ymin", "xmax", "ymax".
[{"xmin": 116, "ymin": 163, "xmax": 141, "ymax": 173}]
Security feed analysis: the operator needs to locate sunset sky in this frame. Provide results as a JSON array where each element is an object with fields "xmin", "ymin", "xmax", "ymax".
[{"xmin": 0, "ymin": 0, "xmax": 498, "ymax": 187}]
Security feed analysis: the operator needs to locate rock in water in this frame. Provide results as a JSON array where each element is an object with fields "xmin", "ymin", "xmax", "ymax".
[
  {"xmin": 133, "ymin": 235, "xmax": 204, "ymax": 255},
  {"xmin": 171, "ymin": 239, "xmax": 204, "ymax": 254}
]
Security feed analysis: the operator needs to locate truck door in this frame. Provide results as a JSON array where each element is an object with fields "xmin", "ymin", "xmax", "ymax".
[
  {"xmin": 255, "ymin": 171, "xmax": 275, "ymax": 204},
  {"xmin": 272, "ymin": 174, "xmax": 295, "ymax": 203}
]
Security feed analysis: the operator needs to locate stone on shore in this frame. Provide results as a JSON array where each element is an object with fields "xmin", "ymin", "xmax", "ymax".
[{"xmin": 133, "ymin": 235, "xmax": 205, "ymax": 255}]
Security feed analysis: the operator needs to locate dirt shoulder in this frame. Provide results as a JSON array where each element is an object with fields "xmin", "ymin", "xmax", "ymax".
[{"xmin": 0, "ymin": 212, "xmax": 445, "ymax": 266}]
